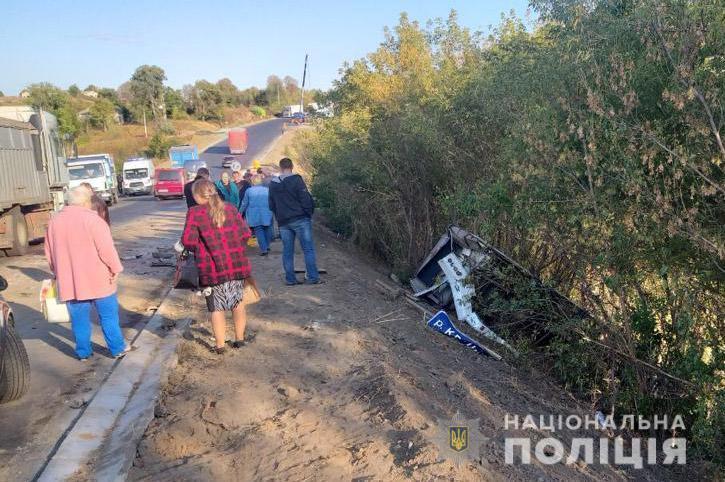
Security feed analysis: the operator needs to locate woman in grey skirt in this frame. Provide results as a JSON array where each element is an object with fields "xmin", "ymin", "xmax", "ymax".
[{"xmin": 182, "ymin": 179, "xmax": 253, "ymax": 353}]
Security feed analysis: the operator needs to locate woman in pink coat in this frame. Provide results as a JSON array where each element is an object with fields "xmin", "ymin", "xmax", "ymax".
[{"xmin": 45, "ymin": 186, "xmax": 129, "ymax": 360}]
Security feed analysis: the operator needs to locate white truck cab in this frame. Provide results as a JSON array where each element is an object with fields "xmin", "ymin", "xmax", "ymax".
[
  {"xmin": 66, "ymin": 154, "xmax": 118, "ymax": 204},
  {"xmin": 122, "ymin": 158, "xmax": 155, "ymax": 195}
]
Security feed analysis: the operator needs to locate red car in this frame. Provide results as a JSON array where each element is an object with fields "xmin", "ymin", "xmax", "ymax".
[
  {"xmin": 0, "ymin": 274, "xmax": 30, "ymax": 403},
  {"xmin": 154, "ymin": 168, "xmax": 185, "ymax": 200}
]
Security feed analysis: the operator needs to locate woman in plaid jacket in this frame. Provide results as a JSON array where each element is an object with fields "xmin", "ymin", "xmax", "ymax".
[{"xmin": 182, "ymin": 179, "xmax": 252, "ymax": 353}]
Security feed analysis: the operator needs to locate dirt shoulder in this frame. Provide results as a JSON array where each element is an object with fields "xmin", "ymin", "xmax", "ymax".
[{"xmin": 129, "ymin": 222, "xmax": 679, "ymax": 481}]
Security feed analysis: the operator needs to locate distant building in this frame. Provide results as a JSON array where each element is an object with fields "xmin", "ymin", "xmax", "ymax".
[
  {"xmin": 82, "ymin": 90, "xmax": 99, "ymax": 98},
  {"xmin": 19, "ymin": 90, "xmax": 30, "ymax": 98}
]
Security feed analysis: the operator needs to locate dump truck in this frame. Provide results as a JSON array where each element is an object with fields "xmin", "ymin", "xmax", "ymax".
[
  {"xmin": 0, "ymin": 106, "xmax": 69, "ymax": 256},
  {"xmin": 228, "ymin": 128, "xmax": 248, "ymax": 155},
  {"xmin": 169, "ymin": 144, "xmax": 198, "ymax": 168}
]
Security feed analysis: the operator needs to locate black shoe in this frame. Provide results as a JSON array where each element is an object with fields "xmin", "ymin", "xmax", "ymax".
[
  {"xmin": 210, "ymin": 346, "xmax": 226, "ymax": 355},
  {"xmin": 305, "ymin": 279, "xmax": 326, "ymax": 285},
  {"xmin": 285, "ymin": 280, "xmax": 303, "ymax": 286},
  {"xmin": 260, "ymin": 251, "xmax": 269, "ymax": 256},
  {"xmin": 232, "ymin": 332, "xmax": 255, "ymax": 348}
]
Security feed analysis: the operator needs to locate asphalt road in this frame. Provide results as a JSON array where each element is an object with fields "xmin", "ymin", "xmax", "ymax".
[
  {"xmin": 201, "ymin": 118, "xmax": 286, "ymax": 178},
  {"xmin": 0, "ymin": 118, "xmax": 286, "ymax": 480}
]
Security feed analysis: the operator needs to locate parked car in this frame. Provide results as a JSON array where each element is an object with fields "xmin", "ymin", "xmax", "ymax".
[
  {"xmin": 154, "ymin": 168, "xmax": 185, "ymax": 200},
  {"xmin": 183, "ymin": 159, "xmax": 208, "ymax": 182},
  {"xmin": 0, "ymin": 275, "xmax": 30, "ymax": 403},
  {"xmin": 291, "ymin": 112, "xmax": 306, "ymax": 124},
  {"xmin": 222, "ymin": 155, "xmax": 236, "ymax": 168}
]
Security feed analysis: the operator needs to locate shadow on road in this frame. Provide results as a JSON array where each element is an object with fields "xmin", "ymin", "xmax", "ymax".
[{"xmin": 6, "ymin": 265, "xmax": 49, "ymax": 282}]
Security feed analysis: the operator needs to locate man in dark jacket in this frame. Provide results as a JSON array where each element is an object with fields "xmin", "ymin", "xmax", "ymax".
[
  {"xmin": 185, "ymin": 167, "xmax": 210, "ymax": 208},
  {"xmin": 268, "ymin": 158, "xmax": 321, "ymax": 285}
]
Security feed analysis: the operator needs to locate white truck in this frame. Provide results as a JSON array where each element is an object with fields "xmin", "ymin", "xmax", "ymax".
[
  {"xmin": 66, "ymin": 154, "xmax": 118, "ymax": 204},
  {"xmin": 0, "ymin": 106, "xmax": 68, "ymax": 255},
  {"xmin": 281, "ymin": 104, "xmax": 303, "ymax": 118},
  {"xmin": 121, "ymin": 158, "xmax": 155, "ymax": 195}
]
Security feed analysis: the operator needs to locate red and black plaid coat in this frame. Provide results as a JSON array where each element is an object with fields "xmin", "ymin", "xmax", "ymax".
[{"xmin": 182, "ymin": 203, "xmax": 252, "ymax": 287}]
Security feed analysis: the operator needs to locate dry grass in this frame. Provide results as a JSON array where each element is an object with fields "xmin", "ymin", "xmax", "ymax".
[{"xmin": 77, "ymin": 107, "xmax": 261, "ymax": 168}]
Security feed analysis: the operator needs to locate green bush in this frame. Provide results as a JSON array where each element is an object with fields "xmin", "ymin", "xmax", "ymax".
[
  {"xmin": 145, "ymin": 133, "xmax": 175, "ymax": 159},
  {"xmin": 250, "ymin": 105, "xmax": 266, "ymax": 117},
  {"xmin": 303, "ymin": 5, "xmax": 724, "ymax": 465}
]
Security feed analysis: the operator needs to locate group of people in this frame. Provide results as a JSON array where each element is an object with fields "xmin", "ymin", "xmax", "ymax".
[
  {"xmin": 44, "ymin": 157, "xmax": 322, "ymax": 360},
  {"xmin": 181, "ymin": 157, "xmax": 322, "ymax": 353}
]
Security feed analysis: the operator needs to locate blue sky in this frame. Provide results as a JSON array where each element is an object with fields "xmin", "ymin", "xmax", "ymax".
[{"xmin": 2, "ymin": 0, "xmax": 532, "ymax": 95}]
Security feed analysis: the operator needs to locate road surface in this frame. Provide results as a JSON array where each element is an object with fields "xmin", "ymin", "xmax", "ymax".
[
  {"xmin": 0, "ymin": 118, "xmax": 285, "ymax": 481},
  {"xmin": 201, "ymin": 118, "xmax": 286, "ymax": 177}
]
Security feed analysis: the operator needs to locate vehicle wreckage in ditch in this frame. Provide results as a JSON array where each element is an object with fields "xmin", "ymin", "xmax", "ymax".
[{"xmin": 410, "ymin": 226, "xmax": 587, "ymax": 357}]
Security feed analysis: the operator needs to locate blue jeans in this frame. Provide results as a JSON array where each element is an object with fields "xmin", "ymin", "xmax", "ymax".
[
  {"xmin": 66, "ymin": 292, "xmax": 126, "ymax": 359},
  {"xmin": 279, "ymin": 217, "xmax": 319, "ymax": 284},
  {"xmin": 252, "ymin": 225, "xmax": 273, "ymax": 253}
]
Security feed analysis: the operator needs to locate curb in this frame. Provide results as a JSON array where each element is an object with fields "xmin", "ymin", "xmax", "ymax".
[{"xmin": 36, "ymin": 288, "xmax": 199, "ymax": 481}]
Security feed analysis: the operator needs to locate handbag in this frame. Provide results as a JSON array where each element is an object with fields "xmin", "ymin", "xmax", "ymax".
[
  {"xmin": 40, "ymin": 279, "xmax": 71, "ymax": 323},
  {"xmin": 243, "ymin": 276, "xmax": 262, "ymax": 304},
  {"xmin": 173, "ymin": 250, "xmax": 200, "ymax": 290}
]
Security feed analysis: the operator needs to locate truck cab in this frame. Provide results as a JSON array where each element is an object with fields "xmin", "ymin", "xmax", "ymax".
[{"xmin": 66, "ymin": 154, "xmax": 118, "ymax": 204}]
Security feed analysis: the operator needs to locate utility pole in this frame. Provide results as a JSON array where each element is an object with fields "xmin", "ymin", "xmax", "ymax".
[
  {"xmin": 300, "ymin": 53, "xmax": 308, "ymax": 113},
  {"xmin": 142, "ymin": 108, "xmax": 148, "ymax": 138}
]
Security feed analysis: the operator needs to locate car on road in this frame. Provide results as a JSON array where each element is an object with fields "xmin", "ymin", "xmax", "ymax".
[
  {"xmin": 154, "ymin": 168, "xmax": 185, "ymax": 200},
  {"xmin": 183, "ymin": 159, "xmax": 208, "ymax": 182},
  {"xmin": 0, "ymin": 274, "xmax": 30, "ymax": 404},
  {"xmin": 291, "ymin": 112, "xmax": 306, "ymax": 124},
  {"xmin": 222, "ymin": 155, "xmax": 236, "ymax": 168}
]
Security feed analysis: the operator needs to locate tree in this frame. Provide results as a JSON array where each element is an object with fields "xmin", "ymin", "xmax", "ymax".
[
  {"xmin": 216, "ymin": 78, "xmax": 240, "ymax": 106},
  {"xmin": 128, "ymin": 65, "xmax": 167, "ymax": 124},
  {"xmin": 164, "ymin": 87, "xmax": 185, "ymax": 119},
  {"xmin": 0, "ymin": 90, "xmax": 4, "ymax": 97},
  {"xmin": 265, "ymin": 75, "xmax": 285, "ymax": 107},
  {"xmin": 239, "ymin": 87, "xmax": 259, "ymax": 106},
  {"xmin": 89, "ymin": 98, "xmax": 116, "ymax": 131},
  {"xmin": 283, "ymin": 76, "xmax": 299, "ymax": 96},
  {"xmin": 26, "ymin": 82, "xmax": 68, "ymax": 111},
  {"xmin": 97, "ymin": 87, "xmax": 118, "ymax": 102},
  {"xmin": 67, "ymin": 84, "xmax": 80, "ymax": 97},
  {"xmin": 186, "ymin": 80, "xmax": 223, "ymax": 121}
]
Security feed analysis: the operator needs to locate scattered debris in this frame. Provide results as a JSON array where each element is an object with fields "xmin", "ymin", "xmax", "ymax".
[
  {"xmin": 67, "ymin": 398, "xmax": 87, "ymax": 409},
  {"xmin": 120, "ymin": 253, "xmax": 143, "ymax": 261},
  {"xmin": 427, "ymin": 311, "xmax": 501, "ymax": 360},
  {"xmin": 150, "ymin": 246, "xmax": 178, "ymax": 267},
  {"xmin": 150, "ymin": 259, "xmax": 175, "ymax": 267}
]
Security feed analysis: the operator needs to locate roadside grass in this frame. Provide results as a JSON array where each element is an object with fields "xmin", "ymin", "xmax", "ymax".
[{"xmin": 77, "ymin": 107, "xmax": 260, "ymax": 168}]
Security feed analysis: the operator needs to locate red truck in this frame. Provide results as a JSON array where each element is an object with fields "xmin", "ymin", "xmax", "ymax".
[{"xmin": 228, "ymin": 128, "xmax": 248, "ymax": 155}]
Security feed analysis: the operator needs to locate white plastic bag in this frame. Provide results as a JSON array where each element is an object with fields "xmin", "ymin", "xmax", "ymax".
[{"xmin": 40, "ymin": 279, "xmax": 71, "ymax": 323}]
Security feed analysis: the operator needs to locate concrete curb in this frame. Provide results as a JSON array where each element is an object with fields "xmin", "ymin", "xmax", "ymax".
[{"xmin": 36, "ymin": 288, "xmax": 199, "ymax": 481}]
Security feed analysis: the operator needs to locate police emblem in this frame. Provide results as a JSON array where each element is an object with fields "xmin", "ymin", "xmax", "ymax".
[
  {"xmin": 449, "ymin": 426, "xmax": 468, "ymax": 452},
  {"xmin": 431, "ymin": 410, "xmax": 487, "ymax": 466}
]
